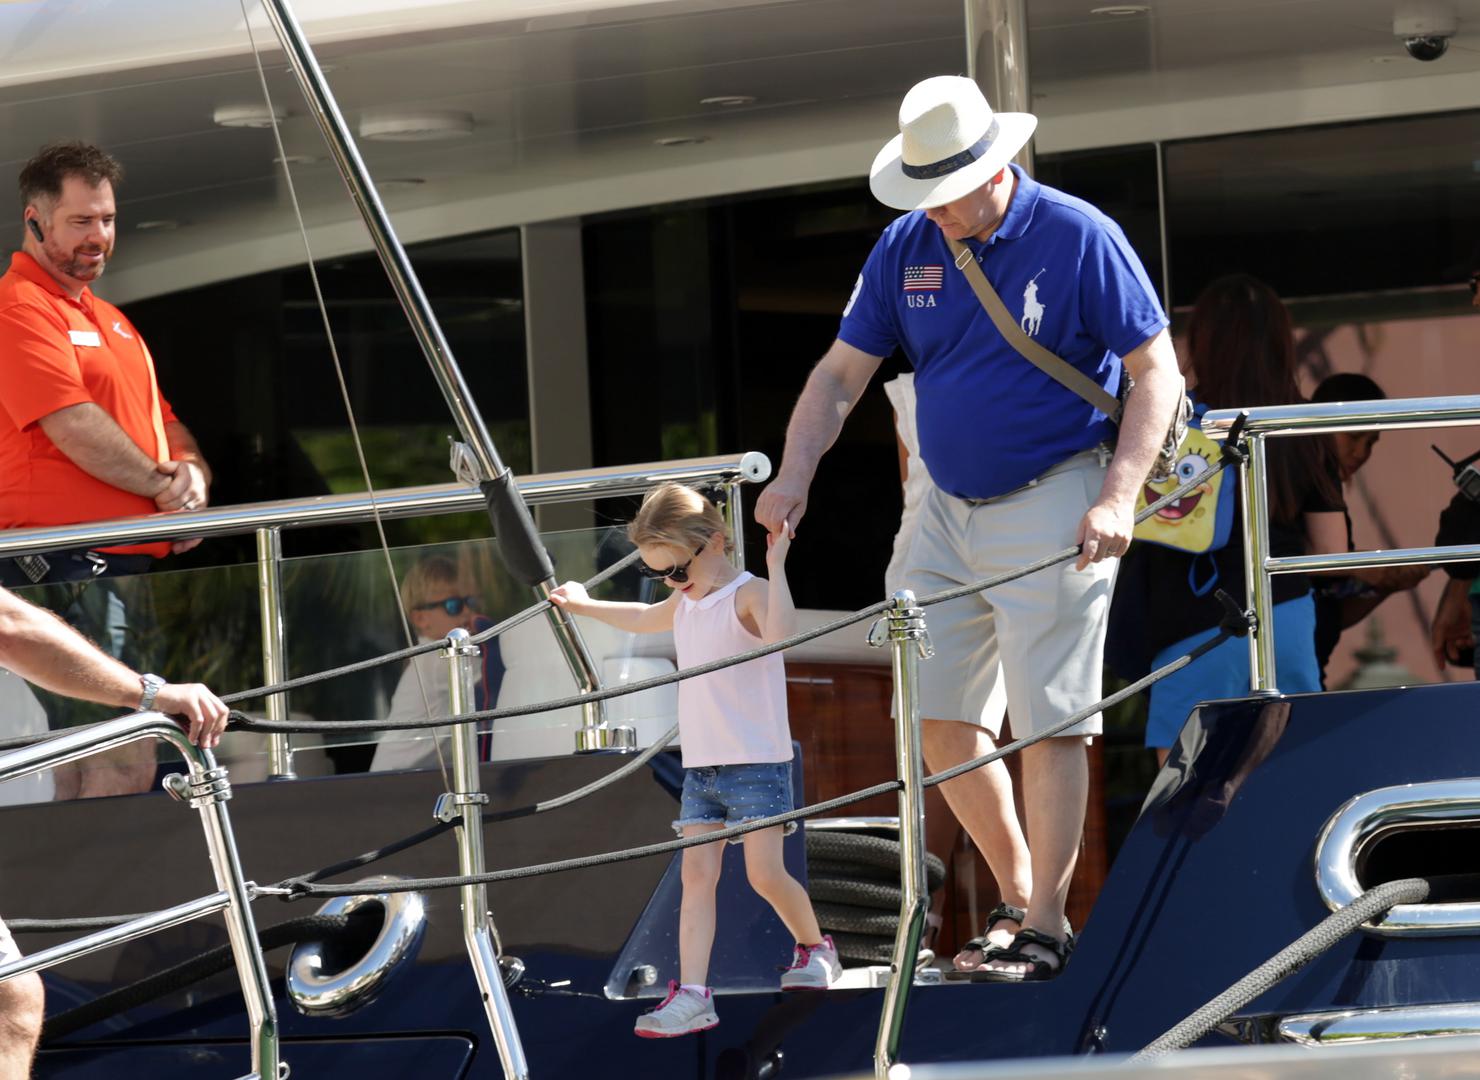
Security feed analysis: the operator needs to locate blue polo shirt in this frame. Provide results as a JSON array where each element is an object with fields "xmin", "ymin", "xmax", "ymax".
[{"xmin": 838, "ymin": 165, "xmax": 1167, "ymax": 500}]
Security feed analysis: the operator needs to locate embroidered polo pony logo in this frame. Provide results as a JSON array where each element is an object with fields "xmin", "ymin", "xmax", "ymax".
[{"xmin": 1021, "ymin": 269, "xmax": 1047, "ymax": 337}]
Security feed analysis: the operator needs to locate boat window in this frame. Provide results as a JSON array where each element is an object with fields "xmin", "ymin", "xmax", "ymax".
[
  {"xmin": 1164, "ymin": 108, "xmax": 1480, "ymax": 307},
  {"xmin": 125, "ymin": 229, "xmax": 530, "ymax": 567}
]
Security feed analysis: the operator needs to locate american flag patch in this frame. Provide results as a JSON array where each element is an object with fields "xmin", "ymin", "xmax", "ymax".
[{"xmin": 903, "ymin": 265, "xmax": 944, "ymax": 291}]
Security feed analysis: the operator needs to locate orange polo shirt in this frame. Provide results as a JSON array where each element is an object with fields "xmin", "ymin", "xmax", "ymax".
[{"xmin": 0, "ymin": 252, "xmax": 178, "ymax": 558}]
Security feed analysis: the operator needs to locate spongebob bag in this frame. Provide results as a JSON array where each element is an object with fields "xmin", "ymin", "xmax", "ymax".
[{"xmin": 1133, "ymin": 402, "xmax": 1236, "ymax": 596}]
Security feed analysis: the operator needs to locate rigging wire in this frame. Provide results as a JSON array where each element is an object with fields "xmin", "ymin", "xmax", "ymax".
[{"xmin": 239, "ymin": 0, "xmax": 451, "ymax": 790}]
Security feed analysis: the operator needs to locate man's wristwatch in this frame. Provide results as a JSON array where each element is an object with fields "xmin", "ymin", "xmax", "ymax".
[{"xmin": 138, "ymin": 673, "xmax": 166, "ymax": 712}]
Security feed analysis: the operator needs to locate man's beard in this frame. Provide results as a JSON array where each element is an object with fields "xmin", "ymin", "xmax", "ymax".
[{"xmin": 53, "ymin": 243, "xmax": 111, "ymax": 281}]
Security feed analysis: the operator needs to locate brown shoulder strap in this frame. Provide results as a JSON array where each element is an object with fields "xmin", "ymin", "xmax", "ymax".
[{"xmin": 947, "ymin": 238, "xmax": 1121, "ymax": 421}]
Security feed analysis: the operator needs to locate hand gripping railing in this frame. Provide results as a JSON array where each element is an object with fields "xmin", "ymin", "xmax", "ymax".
[
  {"xmin": 0, "ymin": 714, "xmax": 280, "ymax": 1080},
  {"xmin": 1203, "ymin": 395, "xmax": 1480, "ymax": 693}
]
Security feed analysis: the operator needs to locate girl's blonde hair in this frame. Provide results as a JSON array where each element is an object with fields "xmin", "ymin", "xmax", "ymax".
[{"xmin": 628, "ymin": 482, "xmax": 731, "ymax": 554}]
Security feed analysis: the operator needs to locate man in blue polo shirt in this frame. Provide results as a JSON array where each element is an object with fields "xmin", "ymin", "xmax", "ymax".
[{"xmin": 756, "ymin": 76, "xmax": 1183, "ymax": 981}]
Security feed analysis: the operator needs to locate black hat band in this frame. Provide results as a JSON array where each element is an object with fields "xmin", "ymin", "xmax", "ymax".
[{"xmin": 900, "ymin": 118, "xmax": 1000, "ymax": 180}]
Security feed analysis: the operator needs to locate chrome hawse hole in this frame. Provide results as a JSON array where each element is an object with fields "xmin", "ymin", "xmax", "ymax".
[
  {"xmin": 1315, "ymin": 779, "xmax": 1480, "ymax": 936},
  {"xmin": 287, "ymin": 877, "xmax": 429, "ymax": 1016}
]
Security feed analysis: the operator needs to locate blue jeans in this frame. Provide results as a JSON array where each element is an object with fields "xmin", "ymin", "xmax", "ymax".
[
  {"xmin": 673, "ymin": 761, "xmax": 796, "ymax": 842},
  {"xmin": 1145, "ymin": 593, "xmax": 1321, "ymax": 749}
]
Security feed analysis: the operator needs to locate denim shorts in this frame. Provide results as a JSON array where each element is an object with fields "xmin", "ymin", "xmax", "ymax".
[{"xmin": 673, "ymin": 762, "xmax": 797, "ymax": 842}]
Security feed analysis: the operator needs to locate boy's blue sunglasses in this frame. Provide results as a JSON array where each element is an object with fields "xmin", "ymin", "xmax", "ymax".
[{"xmin": 414, "ymin": 595, "xmax": 479, "ymax": 616}]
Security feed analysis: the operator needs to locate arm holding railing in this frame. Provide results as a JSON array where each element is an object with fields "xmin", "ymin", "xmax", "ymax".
[{"xmin": 0, "ymin": 587, "xmax": 227, "ymax": 749}]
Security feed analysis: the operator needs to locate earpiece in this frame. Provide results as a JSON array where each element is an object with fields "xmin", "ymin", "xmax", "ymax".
[{"xmin": 26, "ymin": 219, "xmax": 43, "ymax": 243}]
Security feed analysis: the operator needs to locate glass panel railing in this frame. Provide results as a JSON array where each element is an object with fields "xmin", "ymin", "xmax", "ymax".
[
  {"xmin": 0, "ymin": 559, "xmax": 263, "ymax": 805},
  {"xmin": 0, "ymin": 523, "xmax": 682, "ymax": 805},
  {"xmin": 260, "ymin": 525, "xmax": 678, "ymax": 777}
]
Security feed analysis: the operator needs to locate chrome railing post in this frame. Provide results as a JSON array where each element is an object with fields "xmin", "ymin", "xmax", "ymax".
[
  {"xmin": 1239, "ymin": 434, "xmax": 1279, "ymax": 694},
  {"xmin": 437, "ymin": 628, "xmax": 529, "ymax": 1079},
  {"xmin": 256, "ymin": 526, "xmax": 294, "ymax": 779},
  {"xmin": 0, "ymin": 714, "xmax": 280, "ymax": 1078},
  {"xmin": 181, "ymin": 752, "xmax": 281, "ymax": 1079},
  {"xmin": 869, "ymin": 590, "xmax": 933, "ymax": 1077},
  {"xmin": 719, "ymin": 478, "xmax": 746, "ymax": 570}
]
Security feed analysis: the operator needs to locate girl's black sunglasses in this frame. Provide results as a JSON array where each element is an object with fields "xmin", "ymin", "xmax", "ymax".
[
  {"xmin": 414, "ymin": 595, "xmax": 479, "ymax": 616},
  {"xmin": 635, "ymin": 545, "xmax": 705, "ymax": 583}
]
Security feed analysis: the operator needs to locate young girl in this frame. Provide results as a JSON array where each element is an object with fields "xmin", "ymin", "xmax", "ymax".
[{"xmin": 550, "ymin": 482, "xmax": 840, "ymax": 1038}]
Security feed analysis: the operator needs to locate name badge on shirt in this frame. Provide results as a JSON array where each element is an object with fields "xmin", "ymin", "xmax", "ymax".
[{"xmin": 68, "ymin": 330, "xmax": 101, "ymax": 347}]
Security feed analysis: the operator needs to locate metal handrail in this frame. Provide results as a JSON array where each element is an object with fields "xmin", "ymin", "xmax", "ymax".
[
  {"xmin": 1203, "ymin": 396, "xmax": 1480, "ymax": 693},
  {"xmin": 0, "ymin": 452, "xmax": 771, "ymax": 559},
  {"xmin": 1203, "ymin": 396, "xmax": 1480, "ymax": 438},
  {"xmin": 0, "ymin": 712, "xmax": 279, "ymax": 1078},
  {"xmin": 0, "ymin": 452, "xmax": 769, "ymax": 779}
]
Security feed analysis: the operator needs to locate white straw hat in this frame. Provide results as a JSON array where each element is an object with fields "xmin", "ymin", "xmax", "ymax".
[{"xmin": 869, "ymin": 75, "xmax": 1037, "ymax": 211}]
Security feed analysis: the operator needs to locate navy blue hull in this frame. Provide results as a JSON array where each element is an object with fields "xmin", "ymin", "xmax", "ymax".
[{"xmin": 7, "ymin": 681, "xmax": 1479, "ymax": 1078}]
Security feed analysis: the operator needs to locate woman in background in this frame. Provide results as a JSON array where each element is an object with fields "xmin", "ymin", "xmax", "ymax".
[{"xmin": 1132, "ymin": 275, "xmax": 1346, "ymax": 762}]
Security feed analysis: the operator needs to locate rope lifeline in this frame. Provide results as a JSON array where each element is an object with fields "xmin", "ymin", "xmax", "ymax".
[
  {"xmin": 272, "ymin": 622, "xmax": 1239, "ymax": 901},
  {"xmin": 1130, "ymin": 877, "xmax": 1432, "ymax": 1060},
  {"xmin": 0, "ymin": 444, "xmax": 1240, "ymax": 757},
  {"xmin": 276, "ymin": 723, "xmax": 678, "ymax": 891},
  {"xmin": 41, "ymin": 909, "xmax": 379, "ymax": 1043},
  {"xmin": 232, "ymin": 454, "xmax": 1236, "ymax": 737}
]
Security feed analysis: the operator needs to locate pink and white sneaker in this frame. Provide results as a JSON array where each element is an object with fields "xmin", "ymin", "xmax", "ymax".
[
  {"xmin": 634, "ymin": 981, "xmax": 719, "ymax": 1038},
  {"xmin": 780, "ymin": 935, "xmax": 842, "ymax": 990}
]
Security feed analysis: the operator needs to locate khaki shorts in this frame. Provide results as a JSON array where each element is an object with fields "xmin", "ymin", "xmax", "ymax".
[
  {"xmin": 899, "ymin": 450, "xmax": 1118, "ymax": 741},
  {"xmin": 0, "ymin": 916, "xmax": 20, "ymax": 965}
]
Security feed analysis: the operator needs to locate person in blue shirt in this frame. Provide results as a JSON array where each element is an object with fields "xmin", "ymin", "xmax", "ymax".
[{"xmin": 755, "ymin": 75, "xmax": 1182, "ymax": 981}]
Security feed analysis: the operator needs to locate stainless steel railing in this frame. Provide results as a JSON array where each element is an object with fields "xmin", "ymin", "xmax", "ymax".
[
  {"xmin": 0, "ymin": 453, "xmax": 770, "ymax": 778},
  {"xmin": 0, "ymin": 713, "xmax": 279, "ymax": 1079},
  {"xmin": 1203, "ymin": 395, "xmax": 1480, "ymax": 693},
  {"xmin": 0, "ymin": 453, "xmax": 771, "ymax": 557},
  {"xmin": 869, "ymin": 592, "xmax": 933, "ymax": 1078}
]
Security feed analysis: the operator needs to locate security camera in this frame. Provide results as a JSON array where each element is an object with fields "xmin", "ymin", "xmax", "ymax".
[
  {"xmin": 1404, "ymin": 33, "xmax": 1450, "ymax": 59},
  {"xmin": 1394, "ymin": 1, "xmax": 1457, "ymax": 61}
]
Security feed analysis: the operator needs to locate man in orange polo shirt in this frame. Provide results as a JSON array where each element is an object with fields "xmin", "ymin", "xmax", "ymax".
[{"xmin": 0, "ymin": 141, "xmax": 210, "ymax": 590}]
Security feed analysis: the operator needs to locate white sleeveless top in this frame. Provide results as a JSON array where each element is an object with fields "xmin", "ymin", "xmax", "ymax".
[{"xmin": 671, "ymin": 571, "xmax": 791, "ymax": 767}]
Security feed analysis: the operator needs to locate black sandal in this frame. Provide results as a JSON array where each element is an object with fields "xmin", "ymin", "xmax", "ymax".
[
  {"xmin": 943, "ymin": 903, "xmax": 1025, "ymax": 980},
  {"xmin": 976, "ymin": 927, "xmax": 1074, "ymax": 983}
]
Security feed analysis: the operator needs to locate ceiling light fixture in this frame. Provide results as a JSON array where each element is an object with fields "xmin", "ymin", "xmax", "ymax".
[
  {"xmin": 274, "ymin": 153, "xmax": 321, "ymax": 166},
  {"xmin": 134, "ymin": 220, "xmax": 181, "ymax": 231},
  {"xmin": 654, "ymin": 135, "xmax": 710, "ymax": 147},
  {"xmin": 1090, "ymin": 4, "xmax": 1151, "ymax": 14},
  {"xmin": 699, "ymin": 95, "xmax": 757, "ymax": 107},
  {"xmin": 359, "ymin": 109, "xmax": 474, "ymax": 142},
  {"xmin": 377, "ymin": 177, "xmax": 427, "ymax": 190},
  {"xmin": 213, "ymin": 104, "xmax": 287, "ymax": 129}
]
